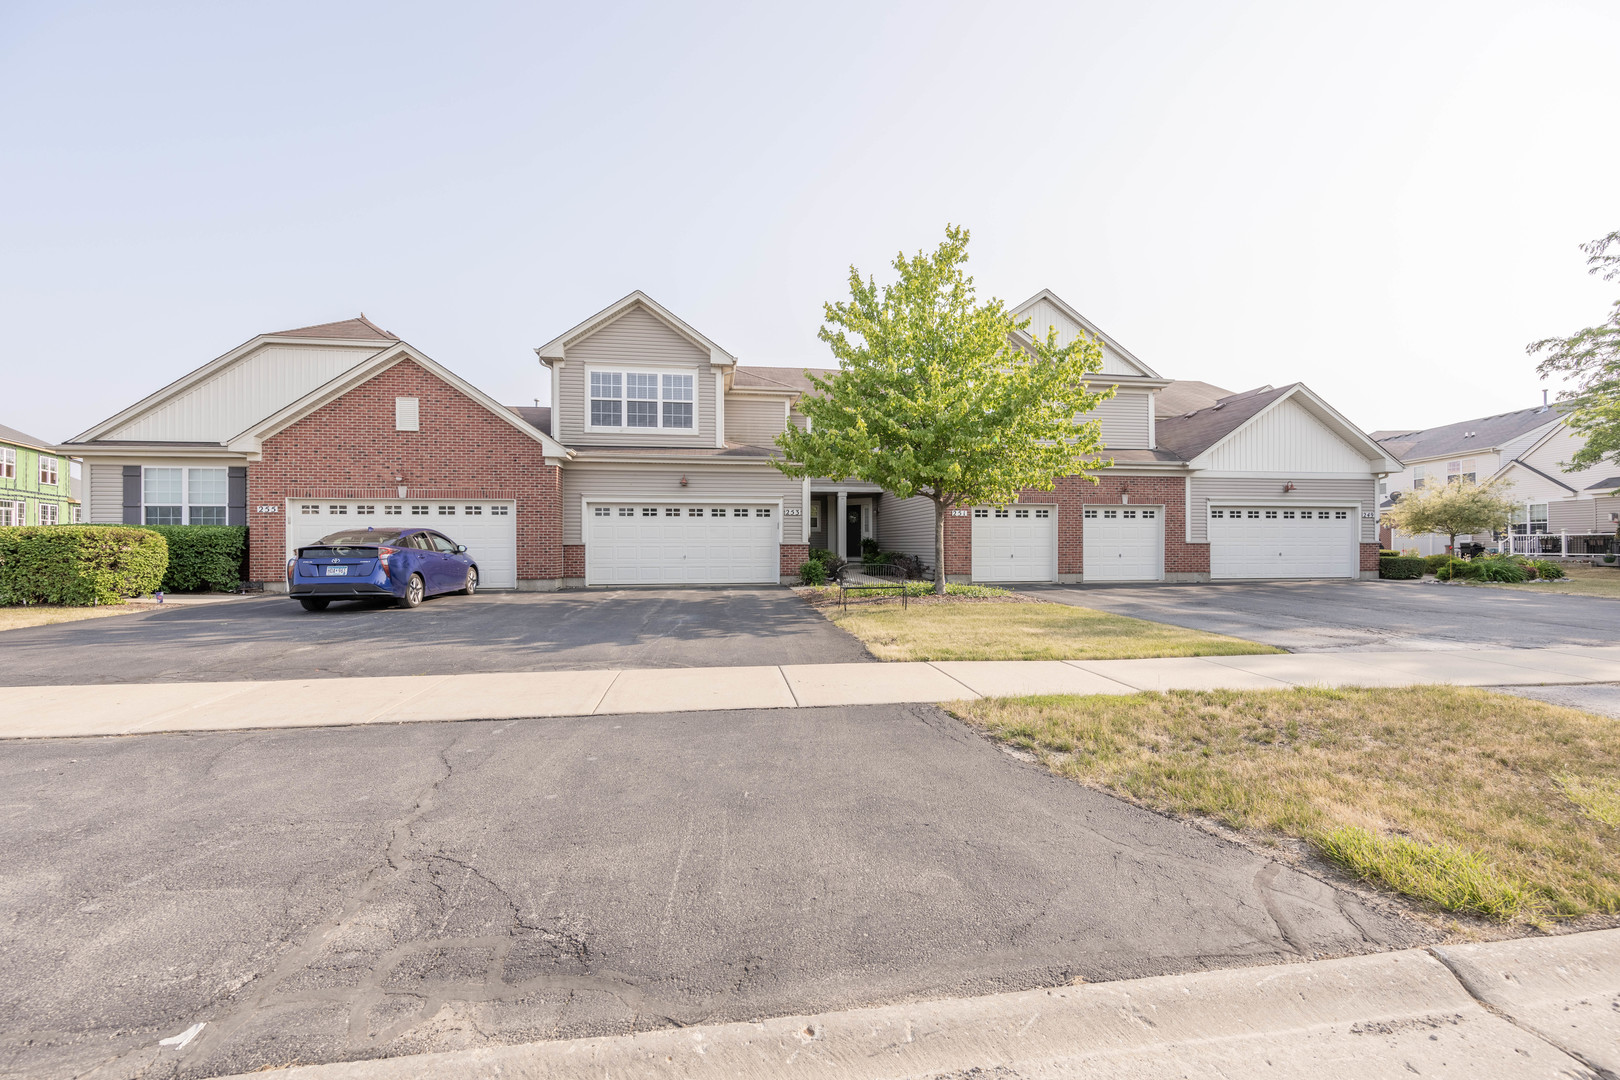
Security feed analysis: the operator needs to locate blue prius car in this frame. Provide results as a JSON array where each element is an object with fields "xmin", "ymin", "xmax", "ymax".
[{"xmin": 287, "ymin": 527, "xmax": 479, "ymax": 611}]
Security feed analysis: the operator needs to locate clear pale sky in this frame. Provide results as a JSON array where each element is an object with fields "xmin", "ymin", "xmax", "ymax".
[{"xmin": 3, "ymin": 0, "xmax": 1615, "ymax": 444}]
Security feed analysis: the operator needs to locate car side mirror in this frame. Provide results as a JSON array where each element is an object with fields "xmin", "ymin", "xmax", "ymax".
[{"xmin": 456, "ymin": 545, "xmax": 467, "ymax": 553}]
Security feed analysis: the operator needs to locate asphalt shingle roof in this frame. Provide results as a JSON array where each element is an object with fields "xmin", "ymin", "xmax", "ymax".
[
  {"xmin": 1153, "ymin": 385, "xmax": 1296, "ymax": 460},
  {"xmin": 1153, "ymin": 380, "xmax": 1234, "ymax": 418},
  {"xmin": 731, "ymin": 366, "xmax": 837, "ymax": 394},
  {"xmin": 507, "ymin": 405, "xmax": 551, "ymax": 433},
  {"xmin": 272, "ymin": 315, "xmax": 398, "ymax": 341},
  {"xmin": 1373, "ymin": 405, "xmax": 1565, "ymax": 462},
  {"xmin": 0, "ymin": 423, "xmax": 55, "ymax": 451}
]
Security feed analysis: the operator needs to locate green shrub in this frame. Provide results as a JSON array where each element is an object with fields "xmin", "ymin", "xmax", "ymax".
[
  {"xmin": 0, "ymin": 526, "xmax": 167, "ymax": 605},
  {"xmin": 138, "ymin": 525, "xmax": 247, "ymax": 592},
  {"xmin": 798, "ymin": 559, "xmax": 828, "ymax": 586},
  {"xmin": 1527, "ymin": 559, "xmax": 1566, "ymax": 581},
  {"xmin": 1437, "ymin": 558, "xmax": 1475, "ymax": 581},
  {"xmin": 1423, "ymin": 553, "xmax": 1453, "ymax": 575},
  {"xmin": 1379, "ymin": 549, "xmax": 1401, "ymax": 558},
  {"xmin": 1378, "ymin": 555, "xmax": 1425, "ymax": 580},
  {"xmin": 860, "ymin": 537, "xmax": 880, "ymax": 560},
  {"xmin": 1474, "ymin": 555, "xmax": 1530, "ymax": 583}
]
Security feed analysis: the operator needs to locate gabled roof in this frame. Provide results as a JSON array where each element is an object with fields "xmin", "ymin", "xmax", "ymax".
[
  {"xmin": 731, "ymin": 365, "xmax": 838, "ymax": 394},
  {"xmin": 1584, "ymin": 476, "xmax": 1620, "ymax": 493},
  {"xmin": 535, "ymin": 291, "xmax": 736, "ymax": 366},
  {"xmin": 1154, "ymin": 380, "xmax": 1235, "ymax": 419},
  {"xmin": 508, "ymin": 405, "xmax": 551, "ymax": 433},
  {"xmin": 1373, "ymin": 404, "xmax": 1566, "ymax": 462},
  {"xmin": 272, "ymin": 315, "xmax": 397, "ymax": 341},
  {"xmin": 1156, "ymin": 383, "xmax": 1403, "ymax": 471},
  {"xmin": 229, "ymin": 342, "xmax": 571, "ymax": 461},
  {"xmin": 0, "ymin": 423, "xmax": 57, "ymax": 452},
  {"xmin": 1009, "ymin": 289, "xmax": 1162, "ymax": 379},
  {"xmin": 1496, "ymin": 456, "xmax": 1578, "ymax": 494}
]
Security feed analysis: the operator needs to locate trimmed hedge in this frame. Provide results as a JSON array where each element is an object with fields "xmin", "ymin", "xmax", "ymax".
[
  {"xmin": 138, "ymin": 525, "xmax": 247, "ymax": 592},
  {"xmin": 1378, "ymin": 555, "xmax": 1425, "ymax": 580},
  {"xmin": 1423, "ymin": 553, "xmax": 1452, "ymax": 575},
  {"xmin": 0, "ymin": 526, "xmax": 167, "ymax": 605}
]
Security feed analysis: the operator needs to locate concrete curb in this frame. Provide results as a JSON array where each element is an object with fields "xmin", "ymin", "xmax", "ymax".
[
  {"xmin": 210, "ymin": 932, "xmax": 1620, "ymax": 1079},
  {"xmin": 4, "ymin": 645, "xmax": 1617, "ymax": 740}
]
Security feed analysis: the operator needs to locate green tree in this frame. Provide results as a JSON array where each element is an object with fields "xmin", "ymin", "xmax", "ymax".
[
  {"xmin": 774, "ymin": 226, "xmax": 1113, "ymax": 594},
  {"xmin": 1529, "ymin": 230, "xmax": 1620, "ymax": 470},
  {"xmin": 1381, "ymin": 479, "xmax": 1517, "ymax": 554}
]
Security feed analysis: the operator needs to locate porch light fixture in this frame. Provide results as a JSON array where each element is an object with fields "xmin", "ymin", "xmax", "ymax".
[
  {"xmin": 679, "ymin": 475, "xmax": 688, "ymax": 487},
  {"xmin": 1283, "ymin": 482, "xmax": 1296, "ymax": 492}
]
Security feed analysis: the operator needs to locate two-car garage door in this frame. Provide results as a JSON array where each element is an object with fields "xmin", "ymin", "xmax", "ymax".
[
  {"xmin": 1210, "ymin": 506, "xmax": 1356, "ymax": 579},
  {"xmin": 287, "ymin": 500, "xmax": 518, "ymax": 588},
  {"xmin": 586, "ymin": 502, "xmax": 780, "ymax": 585}
]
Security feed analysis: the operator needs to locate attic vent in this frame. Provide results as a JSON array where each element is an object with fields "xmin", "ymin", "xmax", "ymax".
[
  {"xmin": 1210, "ymin": 402, "xmax": 1224, "ymax": 410},
  {"xmin": 395, "ymin": 397, "xmax": 420, "ymax": 432}
]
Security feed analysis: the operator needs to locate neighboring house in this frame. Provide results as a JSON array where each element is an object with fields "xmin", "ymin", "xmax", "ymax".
[
  {"xmin": 61, "ymin": 291, "xmax": 1400, "ymax": 591},
  {"xmin": 0, "ymin": 423, "xmax": 79, "ymax": 526},
  {"xmin": 61, "ymin": 317, "xmax": 572, "ymax": 590},
  {"xmin": 1373, "ymin": 403, "xmax": 1618, "ymax": 554}
]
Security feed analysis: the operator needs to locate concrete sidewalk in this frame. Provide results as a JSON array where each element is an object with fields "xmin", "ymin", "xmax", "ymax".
[
  {"xmin": 214, "ymin": 929, "xmax": 1620, "ymax": 1079},
  {"xmin": 5, "ymin": 645, "xmax": 1617, "ymax": 740}
]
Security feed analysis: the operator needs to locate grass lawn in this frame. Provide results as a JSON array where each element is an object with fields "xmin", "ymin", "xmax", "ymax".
[
  {"xmin": 952, "ymin": 686, "xmax": 1620, "ymax": 923},
  {"xmin": 799, "ymin": 589, "xmax": 1280, "ymax": 661},
  {"xmin": 0, "ymin": 604, "xmax": 138, "ymax": 632},
  {"xmin": 1469, "ymin": 563, "xmax": 1620, "ymax": 599}
]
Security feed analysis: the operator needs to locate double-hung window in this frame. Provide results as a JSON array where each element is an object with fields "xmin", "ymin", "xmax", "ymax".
[
  {"xmin": 1446, "ymin": 459, "xmax": 1476, "ymax": 485},
  {"xmin": 0, "ymin": 447, "xmax": 14, "ymax": 479},
  {"xmin": 143, "ymin": 466, "xmax": 228, "ymax": 525},
  {"xmin": 38, "ymin": 456, "xmax": 58, "ymax": 486},
  {"xmin": 588, "ymin": 369, "xmax": 695, "ymax": 431}
]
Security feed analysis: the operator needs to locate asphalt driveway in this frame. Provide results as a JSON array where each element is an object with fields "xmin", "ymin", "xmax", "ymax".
[
  {"xmin": 0, "ymin": 704, "xmax": 1430, "ymax": 1080},
  {"xmin": 0, "ymin": 587, "xmax": 872, "ymax": 686},
  {"xmin": 1028, "ymin": 579, "xmax": 1620, "ymax": 652}
]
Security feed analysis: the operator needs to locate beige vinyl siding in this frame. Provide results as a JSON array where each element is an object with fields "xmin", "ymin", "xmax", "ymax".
[
  {"xmin": 1548, "ymin": 500, "xmax": 1594, "ymax": 532},
  {"xmin": 562, "ymin": 461, "xmax": 805, "ymax": 545},
  {"xmin": 1189, "ymin": 476, "xmax": 1377, "ymax": 543},
  {"xmin": 1203, "ymin": 398, "xmax": 1373, "ymax": 472},
  {"xmin": 1592, "ymin": 496, "xmax": 1620, "ymax": 531},
  {"xmin": 788, "ymin": 409, "xmax": 808, "ymax": 431},
  {"xmin": 1497, "ymin": 461, "xmax": 1578, "ymax": 507},
  {"xmin": 725, "ymin": 397, "xmax": 787, "ymax": 448},
  {"xmin": 108, "ymin": 343, "xmax": 382, "ymax": 442},
  {"xmin": 1090, "ymin": 389, "xmax": 1152, "ymax": 449},
  {"xmin": 1520, "ymin": 423, "xmax": 1587, "ymax": 479},
  {"xmin": 557, "ymin": 307, "xmax": 716, "ymax": 447},
  {"xmin": 88, "ymin": 462, "xmax": 125, "ymax": 522},
  {"xmin": 877, "ymin": 492, "xmax": 938, "ymax": 562}
]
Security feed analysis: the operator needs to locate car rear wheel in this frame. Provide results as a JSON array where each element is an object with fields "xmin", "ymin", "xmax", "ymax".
[
  {"xmin": 462, "ymin": 568, "xmax": 478, "ymax": 595},
  {"xmin": 298, "ymin": 598, "xmax": 330, "ymax": 612},
  {"xmin": 398, "ymin": 573, "xmax": 425, "ymax": 609}
]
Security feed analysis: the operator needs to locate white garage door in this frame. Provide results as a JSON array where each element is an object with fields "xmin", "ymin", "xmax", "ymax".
[
  {"xmin": 586, "ymin": 502, "xmax": 779, "ymax": 586},
  {"xmin": 1082, "ymin": 505, "xmax": 1164, "ymax": 581},
  {"xmin": 971, "ymin": 505, "xmax": 1056, "ymax": 582},
  {"xmin": 1210, "ymin": 506, "xmax": 1356, "ymax": 580},
  {"xmin": 287, "ymin": 499, "xmax": 518, "ymax": 589}
]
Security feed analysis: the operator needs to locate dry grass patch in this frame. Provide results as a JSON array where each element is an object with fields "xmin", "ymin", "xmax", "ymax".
[
  {"xmin": 1473, "ymin": 563, "xmax": 1620, "ymax": 599},
  {"xmin": 0, "ymin": 604, "xmax": 139, "ymax": 632},
  {"xmin": 807, "ymin": 596, "xmax": 1279, "ymax": 661},
  {"xmin": 951, "ymin": 686, "xmax": 1620, "ymax": 922}
]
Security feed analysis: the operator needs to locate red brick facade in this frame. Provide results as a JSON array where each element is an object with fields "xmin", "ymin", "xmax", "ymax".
[
  {"xmin": 779, "ymin": 543, "xmax": 809, "ymax": 576},
  {"xmin": 563, "ymin": 544, "xmax": 586, "ymax": 578},
  {"xmin": 1361, "ymin": 542, "xmax": 1381, "ymax": 571},
  {"xmin": 247, "ymin": 360, "xmax": 562, "ymax": 585}
]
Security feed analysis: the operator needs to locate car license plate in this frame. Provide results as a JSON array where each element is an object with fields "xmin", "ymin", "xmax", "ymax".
[{"xmin": 325, "ymin": 566, "xmax": 349, "ymax": 576}]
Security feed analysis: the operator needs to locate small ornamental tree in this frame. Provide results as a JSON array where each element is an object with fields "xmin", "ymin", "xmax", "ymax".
[
  {"xmin": 774, "ymin": 226, "xmax": 1113, "ymax": 594},
  {"xmin": 1380, "ymin": 479, "xmax": 1517, "ymax": 554},
  {"xmin": 1529, "ymin": 230, "xmax": 1620, "ymax": 471}
]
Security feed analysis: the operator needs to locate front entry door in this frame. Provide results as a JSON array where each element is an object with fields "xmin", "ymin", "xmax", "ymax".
[{"xmin": 846, "ymin": 506, "xmax": 862, "ymax": 557}]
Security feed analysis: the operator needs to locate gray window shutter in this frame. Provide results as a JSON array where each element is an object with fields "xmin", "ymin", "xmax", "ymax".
[
  {"xmin": 227, "ymin": 467, "xmax": 247, "ymax": 526},
  {"xmin": 122, "ymin": 466, "xmax": 142, "ymax": 525}
]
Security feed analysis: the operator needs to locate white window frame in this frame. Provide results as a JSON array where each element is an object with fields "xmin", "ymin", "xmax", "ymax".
[
  {"xmin": 584, "ymin": 367, "xmax": 698, "ymax": 433},
  {"xmin": 0, "ymin": 447, "xmax": 14, "ymax": 480},
  {"xmin": 142, "ymin": 466, "xmax": 230, "ymax": 526},
  {"xmin": 0, "ymin": 498, "xmax": 24, "ymax": 526},
  {"xmin": 38, "ymin": 502, "xmax": 59, "ymax": 525},
  {"xmin": 38, "ymin": 455, "xmax": 58, "ymax": 486},
  {"xmin": 810, "ymin": 500, "xmax": 821, "ymax": 532}
]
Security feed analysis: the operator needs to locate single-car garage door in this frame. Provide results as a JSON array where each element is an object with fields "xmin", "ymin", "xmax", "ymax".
[
  {"xmin": 971, "ymin": 505, "xmax": 1055, "ymax": 582},
  {"xmin": 287, "ymin": 500, "xmax": 518, "ymax": 589},
  {"xmin": 1210, "ymin": 505, "xmax": 1356, "ymax": 580},
  {"xmin": 586, "ymin": 502, "xmax": 779, "ymax": 585},
  {"xmin": 1082, "ymin": 505, "xmax": 1164, "ymax": 581}
]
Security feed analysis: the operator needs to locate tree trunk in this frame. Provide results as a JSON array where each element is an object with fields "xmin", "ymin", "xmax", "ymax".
[{"xmin": 933, "ymin": 497, "xmax": 948, "ymax": 596}]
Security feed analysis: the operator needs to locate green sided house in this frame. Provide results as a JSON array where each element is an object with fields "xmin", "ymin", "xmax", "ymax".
[{"xmin": 0, "ymin": 423, "xmax": 78, "ymax": 526}]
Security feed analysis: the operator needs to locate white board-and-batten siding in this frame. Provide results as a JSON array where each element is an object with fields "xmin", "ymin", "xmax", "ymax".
[
  {"xmin": 1201, "ymin": 398, "xmax": 1372, "ymax": 473},
  {"xmin": 106, "ymin": 344, "xmax": 383, "ymax": 442},
  {"xmin": 561, "ymin": 462, "xmax": 806, "ymax": 545},
  {"xmin": 1188, "ymin": 477, "xmax": 1378, "ymax": 543},
  {"xmin": 557, "ymin": 307, "xmax": 716, "ymax": 448},
  {"xmin": 725, "ymin": 397, "xmax": 788, "ymax": 448},
  {"xmin": 1020, "ymin": 298, "xmax": 1146, "ymax": 377}
]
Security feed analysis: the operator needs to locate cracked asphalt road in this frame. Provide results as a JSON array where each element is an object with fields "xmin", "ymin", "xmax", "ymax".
[{"xmin": 1, "ymin": 704, "xmax": 1433, "ymax": 1079}]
